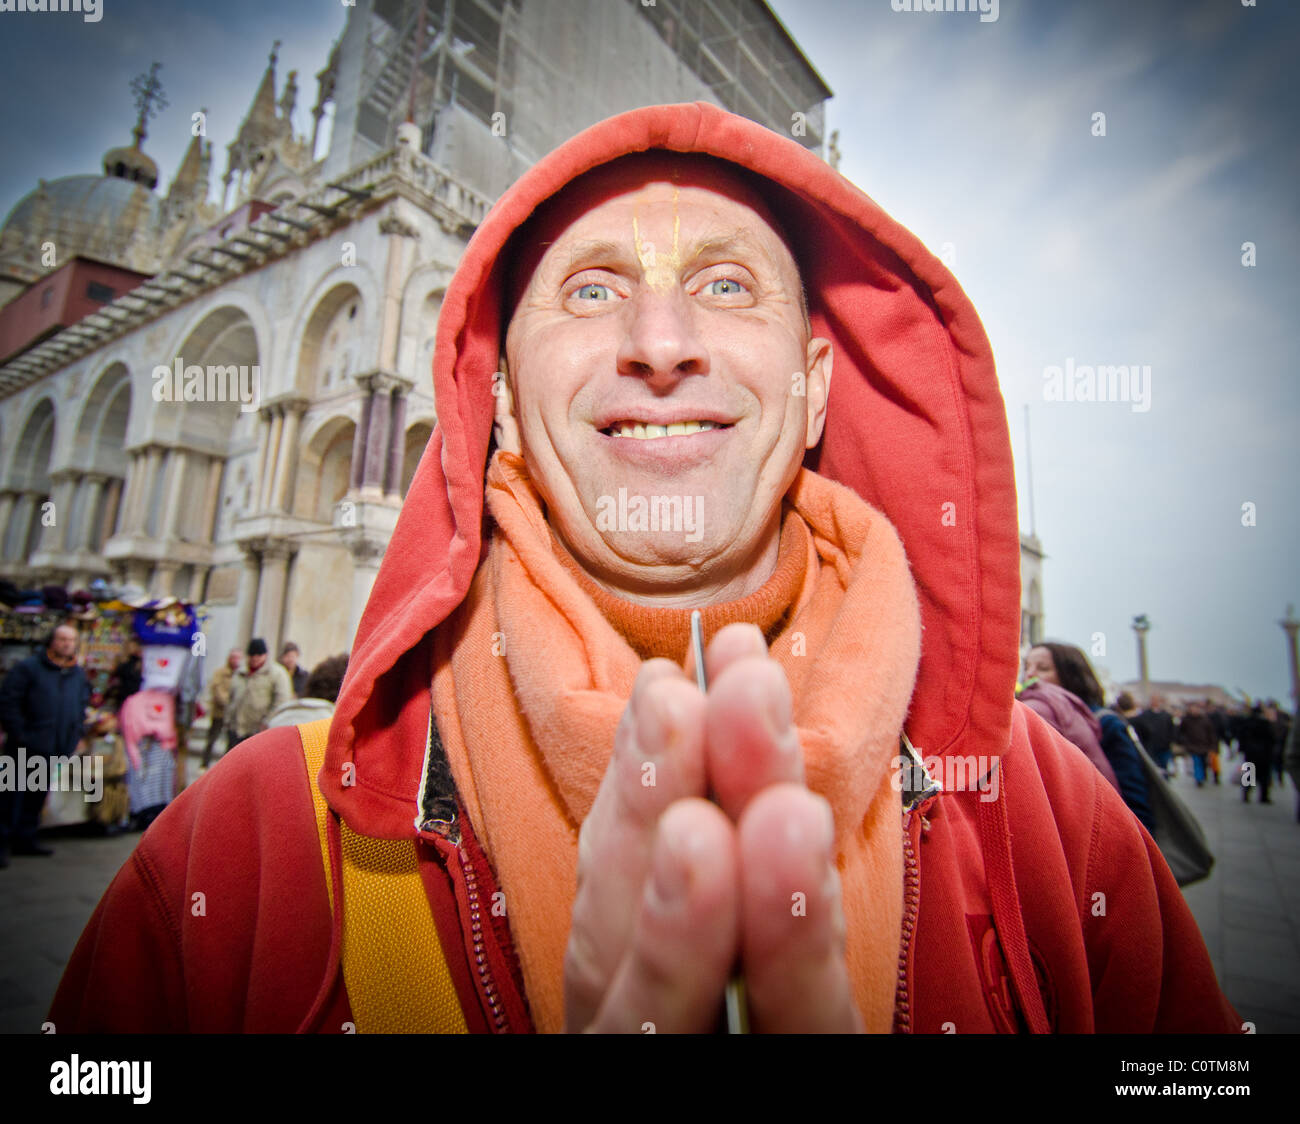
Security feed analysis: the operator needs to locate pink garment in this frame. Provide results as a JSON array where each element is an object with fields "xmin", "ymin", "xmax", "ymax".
[
  {"xmin": 118, "ymin": 689, "xmax": 177, "ymax": 771},
  {"xmin": 1018, "ymin": 680, "xmax": 1121, "ymax": 793}
]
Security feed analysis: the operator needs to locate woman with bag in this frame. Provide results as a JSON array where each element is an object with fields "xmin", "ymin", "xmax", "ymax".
[{"xmin": 1024, "ymin": 643, "xmax": 1154, "ymax": 832}]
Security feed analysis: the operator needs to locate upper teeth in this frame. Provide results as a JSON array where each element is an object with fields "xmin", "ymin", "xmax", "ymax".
[{"xmin": 607, "ymin": 420, "xmax": 721, "ymax": 439}]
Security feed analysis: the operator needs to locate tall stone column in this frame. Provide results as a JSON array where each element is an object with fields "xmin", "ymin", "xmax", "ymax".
[
  {"xmin": 385, "ymin": 387, "xmax": 409, "ymax": 496},
  {"xmin": 271, "ymin": 400, "xmax": 307, "ymax": 513},
  {"xmin": 158, "ymin": 449, "xmax": 189, "ymax": 541},
  {"xmin": 7, "ymin": 492, "xmax": 36, "ymax": 560},
  {"xmin": 188, "ymin": 564, "xmax": 210, "ymax": 604},
  {"xmin": 0, "ymin": 492, "xmax": 17, "ymax": 559},
  {"xmin": 254, "ymin": 541, "xmax": 293, "ymax": 654},
  {"xmin": 118, "ymin": 452, "xmax": 143, "ymax": 533},
  {"xmin": 141, "ymin": 446, "xmax": 164, "ymax": 537},
  {"xmin": 259, "ymin": 409, "xmax": 284, "ymax": 512},
  {"xmin": 41, "ymin": 472, "xmax": 77, "ymax": 554},
  {"xmin": 345, "ymin": 532, "xmax": 386, "ymax": 645},
  {"xmin": 361, "ymin": 374, "xmax": 396, "ymax": 495},
  {"xmin": 78, "ymin": 474, "xmax": 106, "ymax": 553},
  {"xmin": 349, "ymin": 385, "xmax": 373, "ymax": 491},
  {"xmin": 200, "ymin": 458, "xmax": 224, "ymax": 543},
  {"xmin": 236, "ymin": 548, "xmax": 260, "ymax": 646},
  {"xmin": 97, "ymin": 477, "xmax": 123, "ymax": 551},
  {"xmin": 254, "ymin": 412, "xmax": 273, "ymax": 510},
  {"xmin": 153, "ymin": 560, "xmax": 183, "ymax": 597}
]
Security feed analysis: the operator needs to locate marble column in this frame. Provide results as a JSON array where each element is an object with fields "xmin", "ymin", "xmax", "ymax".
[
  {"xmin": 385, "ymin": 389, "xmax": 408, "ymax": 497},
  {"xmin": 236, "ymin": 549, "xmax": 260, "ymax": 646},
  {"xmin": 349, "ymin": 387, "xmax": 373, "ymax": 491},
  {"xmin": 7, "ymin": 492, "xmax": 36, "ymax": 560},
  {"xmin": 346, "ymin": 533, "xmax": 386, "ymax": 644},
  {"xmin": 188, "ymin": 564, "xmax": 210, "ymax": 604},
  {"xmin": 0, "ymin": 492, "xmax": 17, "ymax": 559},
  {"xmin": 98, "ymin": 477, "xmax": 123, "ymax": 549},
  {"xmin": 159, "ymin": 449, "xmax": 188, "ymax": 541},
  {"xmin": 41, "ymin": 473, "xmax": 77, "ymax": 554},
  {"xmin": 200, "ymin": 458, "xmax": 224, "ymax": 543},
  {"xmin": 119, "ymin": 452, "xmax": 144, "ymax": 533},
  {"xmin": 78, "ymin": 474, "xmax": 106, "ymax": 553},
  {"xmin": 271, "ymin": 402, "xmax": 305, "ymax": 513},
  {"xmin": 259, "ymin": 409, "xmax": 284, "ymax": 511},
  {"xmin": 141, "ymin": 447, "xmax": 163, "ymax": 537},
  {"xmin": 254, "ymin": 541, "xmax": 293, "ymax": 653},
  {"xmin": 254, "ymin": 412, "xmax": 273, "ymax": 510},
  {"xmin": 153, "ymin": 560, "xmax": 182, "ymax": 597},
  {"xmin": 362, "ymin": 378, "xmax": 392, "ymax": 493}
]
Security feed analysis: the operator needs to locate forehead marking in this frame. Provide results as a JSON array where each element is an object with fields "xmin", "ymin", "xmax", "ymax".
[{"xmin": 632, "ymin": 186, "xmax": 682, "ymax": 293}]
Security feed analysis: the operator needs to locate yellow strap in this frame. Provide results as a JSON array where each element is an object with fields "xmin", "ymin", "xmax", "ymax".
[{"xmin": 299, "ymin": 718, "xmax": 469, "ymax": 1034}]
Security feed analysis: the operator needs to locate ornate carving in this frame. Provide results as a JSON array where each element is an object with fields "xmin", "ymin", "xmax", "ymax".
[{"xmin": 379, "ymin": 211, "xmax": 419, "ymax": 239}]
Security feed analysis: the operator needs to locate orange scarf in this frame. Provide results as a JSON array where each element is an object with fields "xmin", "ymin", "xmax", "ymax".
[{"xmin": 432, "ymin": 452, "xmax": 922, "ymax": 1032}]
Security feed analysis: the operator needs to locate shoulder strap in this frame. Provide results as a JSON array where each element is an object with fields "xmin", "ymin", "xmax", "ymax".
[{"xmin": 298, "ymin": 718, "xmax": 468, "ymax": 1034}]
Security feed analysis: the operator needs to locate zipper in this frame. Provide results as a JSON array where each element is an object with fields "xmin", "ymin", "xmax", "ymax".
[
  {"xmin": 894, "ymin": 807, "xmax": 922, "ymax": 1033},
  {"xmin": 415, "ymin": 701, "xmax": 513, "ymax": 1032}
]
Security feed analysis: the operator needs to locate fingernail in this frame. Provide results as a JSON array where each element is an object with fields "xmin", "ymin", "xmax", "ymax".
[
  {"xmin": 637, "ymin": 688, "xmax": 681, "ymax": 756},
  {"xmin": 760, "ymin": 673, "xmax": 794, "ymax": 746},
  {"xmin": 648, "ymin": 831, "xmax": 689, "ymax": 908}
]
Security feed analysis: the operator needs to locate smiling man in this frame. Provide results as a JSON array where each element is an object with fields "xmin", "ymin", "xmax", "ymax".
[{"xmin": 51, "ymin": 103, "xmax": 1238, "ymax": 1034}]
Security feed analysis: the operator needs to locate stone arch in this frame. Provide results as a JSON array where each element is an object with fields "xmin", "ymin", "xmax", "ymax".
[
  {"xmin": 153, "ymin": 304, "xmax": 262, "ymax": 452},
  {"xmin": 76, "ymin": 362, "xmax": 132, "ymax": 476},
  {"xmin": 4, "ymin": 396, "xmax": 56, "ymax": 561},
  {"xmin": 286, "ymin": 264, "xmax": 382, "ymax": 397},
  {"xmin": 293, "ymin": 414, "xmax": 356, "ymax": 523},
  {"xmin": 295, "ymin": 283, "xmax": 365, "ymax": 398},
  {"xmin": 397, "ymin": 263, "xmax": 453, "ymax": 381},
  {"xmin": 400, "ymin": 417, "xmax": 434, "ymax": 498}
]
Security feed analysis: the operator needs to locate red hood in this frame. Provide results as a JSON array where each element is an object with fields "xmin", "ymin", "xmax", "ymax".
[{"xmin": 322, "ymin": 101, "xmax": 1021, "ymax": 838}]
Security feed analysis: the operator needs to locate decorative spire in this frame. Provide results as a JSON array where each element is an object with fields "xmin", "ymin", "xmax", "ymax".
[{"xmin": 129, "ymin": 61, "xmax": 168, "ymax": 150}]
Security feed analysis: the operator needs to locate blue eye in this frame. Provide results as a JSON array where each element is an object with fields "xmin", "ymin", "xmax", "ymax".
[
  {"xmin": 575, "ymin": 282, "xmax": 613, "ymax": 301},
  {"xmin": 705, "ymin": 277, "xmax": 747, "ymax": 296}
]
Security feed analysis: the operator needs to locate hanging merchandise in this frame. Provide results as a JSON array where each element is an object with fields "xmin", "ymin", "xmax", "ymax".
[{"xmin": 132, "ymin": 602, "xmax": 200, "ymax": 647}]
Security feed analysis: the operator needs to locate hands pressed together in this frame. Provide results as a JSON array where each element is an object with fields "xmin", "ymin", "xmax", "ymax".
[{"xmin": 564, "ymin": 623, "xmax": 863, "ymax": 1033}]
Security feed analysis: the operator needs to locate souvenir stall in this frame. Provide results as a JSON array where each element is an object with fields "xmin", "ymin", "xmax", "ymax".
[{"xmin": 0, "ymin": 581, "xmax": 204, "ymax": 831}]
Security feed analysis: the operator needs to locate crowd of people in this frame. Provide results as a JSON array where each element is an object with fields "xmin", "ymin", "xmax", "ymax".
[
  {"xmin": 1019, "ymin": 641, "xmax": 1298, "ymax": 827},
  {"xmin": 0, "ymin": 627, "xmax": 348, "ymax": 866}
]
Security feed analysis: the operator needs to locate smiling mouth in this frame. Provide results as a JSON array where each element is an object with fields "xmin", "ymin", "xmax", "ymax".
[{"xmin": 599, "ymin": 420, "xmax": 732, "ymax": 440}]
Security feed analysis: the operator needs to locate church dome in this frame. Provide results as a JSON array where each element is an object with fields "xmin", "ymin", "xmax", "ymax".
[{"xmin": 0, "ymin": 174, "xmax": 162, "ymax": 273}]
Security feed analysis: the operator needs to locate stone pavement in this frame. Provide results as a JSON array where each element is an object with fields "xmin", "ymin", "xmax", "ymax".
[
  {"xmin": 1, "ymin": 748, "xmax": 1297, "ymax": 1033},
  {"xmin": 1172, "ymin": 755, "xmax": 1300, "ymax": 1033}
]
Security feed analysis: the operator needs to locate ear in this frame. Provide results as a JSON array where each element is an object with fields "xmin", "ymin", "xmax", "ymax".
[
  {"xmin": 803, "ymin": 336, "xmax": 833, "ymax": 449},
  {"xmin": 492, "ymin": 355, "xmax": 522, "ymax": 455}
]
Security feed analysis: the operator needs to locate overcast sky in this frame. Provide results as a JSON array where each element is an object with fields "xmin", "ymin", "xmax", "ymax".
[{"xmin": 1, "ymin": 0, "xmax": 1296, "ymax": 702}]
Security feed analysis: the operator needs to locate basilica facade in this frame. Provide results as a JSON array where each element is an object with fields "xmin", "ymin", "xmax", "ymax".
[{"xmin": 0, "ymin": 0, "xmax": 837, "ymax": 667}]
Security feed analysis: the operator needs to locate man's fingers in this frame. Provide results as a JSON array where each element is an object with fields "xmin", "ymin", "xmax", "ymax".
[
  {"xmin": 582, "ymin": 799, "xmax": 739, "ymax": 1033},
  {"xmin": 565, "ymin": 664, "xmax": 708, "ymax": 1031},
  {"xmin": 737, "ymin": 784, "xmax": 863, "ymax": 1034},
  {"xmin": 705, "ymin": 655, "xmax": 804, "ymax": 822},
  {"xmin": 700, "ymin": 621, "xmax": 768, "ymax": 684}
]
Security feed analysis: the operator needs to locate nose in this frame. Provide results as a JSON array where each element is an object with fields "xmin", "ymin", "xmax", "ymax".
[{"xmin": 616, "ymin": 288, "xmax": 709, "ymax": 390}]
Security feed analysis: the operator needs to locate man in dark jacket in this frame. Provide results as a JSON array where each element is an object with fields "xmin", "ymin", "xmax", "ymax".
[
  {"xmin": 1175, "ymin": 701, "xmax": 1220, "ymax": 787},
  {"xmin": 1237, "ymin": 704, "xmax": 1276, "ymax": 804},
  {"xmin": 1133, "ymin": 695, "xmax": 1176, "ymax": 777},
  {"xmin": 0, "ymin": 623, "xmax": 91, "ymax": 864}
]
